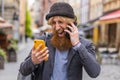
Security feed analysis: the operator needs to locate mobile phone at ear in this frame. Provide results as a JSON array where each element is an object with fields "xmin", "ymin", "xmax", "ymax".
[
  {"xmin": 64, "ymin": 27, "xmax": 71, "ymax": 39},
  {"xmin": 65, "ymin": 22, "xmax": 76, "ymax": 39}
]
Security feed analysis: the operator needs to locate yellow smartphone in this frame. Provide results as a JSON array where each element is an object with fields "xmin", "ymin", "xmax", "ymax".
[
  {"xmin": 34, "ymin": 39, "xmax": 46, "ymax": 50},
  {"xmin": 34, "ymin": 39, "xmax": 48, "ymax": 61}
]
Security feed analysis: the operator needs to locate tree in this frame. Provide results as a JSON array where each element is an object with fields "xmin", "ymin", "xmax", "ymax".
[{"xmin": 25, "ymin": 8, "xmax": 32, "ymax": 42}]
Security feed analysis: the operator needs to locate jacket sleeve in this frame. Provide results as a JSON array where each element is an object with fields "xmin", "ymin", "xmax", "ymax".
[
  {"xmin": 19, "ymin": 51, "xmax": 38, "ymax": 76},
  {"xmin": 75, "ymin": 39, "xmax": 101, "ymax": 78},
  {"xmin": 19, "ymin": 35, "xmax": 47, "ymax": 76}
]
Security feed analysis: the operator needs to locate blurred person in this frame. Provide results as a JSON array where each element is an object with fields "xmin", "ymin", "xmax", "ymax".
[{"xmin": 19, "ymin": 2, "xmax": 100, "ymax": 80}]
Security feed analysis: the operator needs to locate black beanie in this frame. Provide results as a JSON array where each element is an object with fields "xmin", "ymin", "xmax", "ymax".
[{"xmin": 46, "ymin": 2, "xmax": 75, "ymax": 20}]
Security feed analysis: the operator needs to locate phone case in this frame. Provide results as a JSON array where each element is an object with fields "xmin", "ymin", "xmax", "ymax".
[
  {"xmin": 34, "ymin": 40, "xmax": 46, "ymax": 50},
  {"xmin": 34, "ymin": 40, "xmax": 48, "ymax": 61}
]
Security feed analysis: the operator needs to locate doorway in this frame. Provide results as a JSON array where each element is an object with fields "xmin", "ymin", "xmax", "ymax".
[{"xmin": 108, "ymin": 23, "xmax": 117, "ymax": 47}]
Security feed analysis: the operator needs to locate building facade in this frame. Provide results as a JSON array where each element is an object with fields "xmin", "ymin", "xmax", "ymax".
[
  {"xmin": 0, "ymin": 0, "xmax": 19, "ymax": 40},
  {"xmin": 89, "ymin": 0, "xmax": 103, "ymax": 21},
  {"xmin": 31, "ymin": 0, "xmax": 56, "ymax": 27},
  {"xmin": 80, "ymin": 0, "xmax": 120, "ymax": 50},
  {"xmin": 19, "ymin": 0, "xmax": 26, "ymax": 42},
  {"xmin": 80, "ymin": 0, "xmax": 89, "ymax": 25},
  {"xmin": 0, "ymin": 0, "xmax": 19, "ymax": 22},
  {"xmin": 99, "ymin": 0, "xmax": 120, "ymax": 49},
  {"xmin": 89, "ymin": 0, "xmax": 103, "ymax": 45}
]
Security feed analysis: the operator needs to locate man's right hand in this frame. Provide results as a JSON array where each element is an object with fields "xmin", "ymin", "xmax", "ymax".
[{"xmin": 31, "ymin": 44, "xmax": 49, "ymax": 64}]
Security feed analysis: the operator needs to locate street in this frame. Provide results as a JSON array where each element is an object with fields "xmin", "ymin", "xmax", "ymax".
[
  {"xmin": 0, "ymin": 39, "xmax": 120, "ymax": 80},
  {"xmin": 83, "ymin": 64, "xmax": 120, "ymax": 80},
  {"xmin": 0, "ymin": 39, "xmax": 33, "ymax": 80}
]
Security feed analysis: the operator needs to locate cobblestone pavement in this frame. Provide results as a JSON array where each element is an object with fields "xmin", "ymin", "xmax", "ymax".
[{"xmin": 0, "ymin": 39, "xmax": 120, "ymax": 80}]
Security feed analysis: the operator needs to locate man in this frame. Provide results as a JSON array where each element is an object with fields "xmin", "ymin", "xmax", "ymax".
[{"xmin": 19, "ymin": 2, "xmax": 100, "ymax": 80}]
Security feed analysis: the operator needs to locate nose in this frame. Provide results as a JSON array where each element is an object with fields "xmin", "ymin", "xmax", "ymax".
[{"xmin": 55, "ymin": 22, "xmax": 61, "ymax": 30}]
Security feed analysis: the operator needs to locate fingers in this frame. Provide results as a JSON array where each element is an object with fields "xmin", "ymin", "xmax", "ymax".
[
  {"xmin": 31, "ymin": 46, "xmax": 49, "ymax": 64},
  {"xmin": 37, "ymin": 53, "xmax": 49, "ymax": 62},
  {"xmin": 36, "ymin": 47, "xmax": 49, "ymax": 60},
  {"xmin": 34, "ymin": 47, "xmax": 46, "ymax": 57},
  {"xmin": 44, "ymin": 54, "xmax": 49, "ymax": 61},
  {"xmin": 34, "ymin": 44, "xmax": 43, "ymax": 53},
  {"xmin": 64, "ymin": 22, "xmax": 80, "ymax": 46},
  {"xmin": 65, "ymin": 22, "xmax": 77, "ymax": 33},
  {"xmin": 70, "ymin": 22, "xmax": 77, "ymax": 29}
]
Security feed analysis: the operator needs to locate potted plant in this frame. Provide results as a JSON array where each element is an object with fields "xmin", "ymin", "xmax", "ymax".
[
  {"xmin": 7, "ymin": 38, "xmax": 18, "ymax": 51},
  {"xmin": 7, "ymin": 38, "xmax": 18, "ymax": 62},
  {"xmin": 0, "ymin": 48, "xmax": 6, "ymax": 69}
]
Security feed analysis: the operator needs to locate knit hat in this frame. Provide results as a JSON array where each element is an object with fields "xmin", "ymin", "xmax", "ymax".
[{"xmin": 46, "ymin": 2, "xmax": 75, "ymax": 20}]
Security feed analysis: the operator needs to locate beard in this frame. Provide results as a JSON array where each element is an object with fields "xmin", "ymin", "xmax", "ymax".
[{"xmin": 51, "ymin": 28, "xmax": 72, "ymax": 51}]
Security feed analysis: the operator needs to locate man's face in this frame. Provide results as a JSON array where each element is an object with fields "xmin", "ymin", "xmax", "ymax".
[
  {"xmin": 50, "ymin": 16, "xmax": 72, "ymax": 51},
  {"xmin": 51, "ymin": 16, "xmax": 68, "ymax": 37}
]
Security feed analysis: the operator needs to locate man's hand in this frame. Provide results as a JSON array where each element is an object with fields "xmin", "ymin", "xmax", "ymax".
[
  {"xmin": 64, "ymin": 22, "xmax": 80, "ymax": 46},
  {"xmin": 31, "ymin": 44, "xmax": 49, "ymax": 64}
]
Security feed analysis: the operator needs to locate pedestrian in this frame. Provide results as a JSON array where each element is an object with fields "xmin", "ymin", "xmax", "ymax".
[{"xmin": 19, "ymin": 2, "xmax": 101, "ymax": 80}]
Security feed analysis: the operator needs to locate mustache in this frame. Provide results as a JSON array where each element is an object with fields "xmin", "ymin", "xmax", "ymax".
[{"xmin": 57, "ymin": 28, "xmax": 64, "ymax": 34}]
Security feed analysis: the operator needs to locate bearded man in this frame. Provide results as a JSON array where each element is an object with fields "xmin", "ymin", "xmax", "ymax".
[{"xmin": 19, "ymin": 2, "xmax": 101, "ymax": 80}]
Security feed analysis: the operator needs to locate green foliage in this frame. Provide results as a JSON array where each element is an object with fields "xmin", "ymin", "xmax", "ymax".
[
  {"xmin": 25, "ymin": 9, "xmax": 32, "ymax": 38},
  {"xmin": 7, "ymin": 38, "xmax": 18, "ymax": 51},
  {"xmin": 96, "ymin": 52, "xmax": 102, "ymax": 64},
  {"xmin": 9, "ymin": 38, "xmax": 18, "ymax": 44},
  {"xmin": 0, "ymin": 48, "xmax": 6, "ymax": 58}
]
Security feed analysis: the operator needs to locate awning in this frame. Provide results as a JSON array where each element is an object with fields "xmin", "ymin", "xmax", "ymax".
[
  {"xmin": 100, "ymin": 10, "xmax": 120, "ymax": 21},
  {"xmin": 0, "ymin": 17, "xmax": 13, "ymax": 29},
  {"xmin": 0, "ymin": 17, "xmax": 5, "ymax": 23},
  {"xmin": 0, "ymin": 23, "xmax": 13, "ymax": 29}
]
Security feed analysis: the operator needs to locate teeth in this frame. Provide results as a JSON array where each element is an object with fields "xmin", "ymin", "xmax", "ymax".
[
  {"xmin": 60, "ymin": 31, "xmax": 64, "ymax": 34},
  {"xmin": 58, "ymin": 29, "xmax": 64, "ymax": 34}
]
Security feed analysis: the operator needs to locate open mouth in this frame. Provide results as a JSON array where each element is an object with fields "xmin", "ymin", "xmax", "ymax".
[
  {"xmin": 58, "ymin": 29, "xmax": 64, "ymax": 34},
  {"xmin": 57, "ymin": 29, "xmax": 65, "ymax": 36}
]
